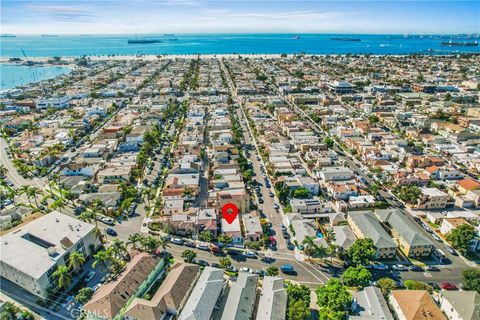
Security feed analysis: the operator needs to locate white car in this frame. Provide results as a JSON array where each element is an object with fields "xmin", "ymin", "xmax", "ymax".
[
  {"xmin": 196, "ymin": 243, "xmax": 209, "ymax": 251},
  {"xmin": 244, "ymin": 251, "xmax": 256, "ymax": 258},
  {"xmin": 85, "ymin": 271, "xmax": 96, "ymax": 282},
  {"xmin": 172, "ymin": 238, "xmax": 184, "ymax": 245},
  {"xmin": 240, "ymin": 267, "xmax": 252, "ymax": 273},
  {"xmin": 431, "ymin": 234, "xmax": 442, "ymax": 242}
]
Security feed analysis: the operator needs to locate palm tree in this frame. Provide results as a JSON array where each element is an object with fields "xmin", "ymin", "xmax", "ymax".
[
  {"xmin": 26, "ymin": 186, "xmax": 40, "ymax": 208},
  {"xmin": 302, "ymin": 236, "xmax": 326, "ymax": 260},
  {"xmin": 0, "ymin": 164, "xmax": 8, "ymax": 177},
  {"xmin": 52, "ymin": 265, "xmax": 72, "ymax": 290},
  {"xmin": 79, "ymin": 211, "xmax": 102, "ymax": 241},
  {"xmin": 110, "ymin": 239, "xmax": 128, "ymax": 260},
  {"xmin": 127, "ymin": 233, "xmax": 145, "ymax": 250},
  {"xmin": 141, "ymin": 236, "xmax": 161, "ymax": 253},
  {"xmin": 19, "ymin": 186, "xmax": 32, "ymax": 206},
  {"xmin": 68, "ymin": 251, "xmax": 86, "ymax": 273},
  {"xmin": 49, "ymin": 198, "xmax": 66, "ymax": 213},
  {"xmin": 92, "ymin": 249, "xmax": 110, "ymax": 271}
]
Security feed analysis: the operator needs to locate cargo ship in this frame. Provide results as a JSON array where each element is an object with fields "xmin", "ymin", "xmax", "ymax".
[
  {"xmin": 128, "ymin": 38, "xmax": 163, "ymax": 44},
  {"xmin": 331, "ymin": 37, "xmax": 361, "ymax": 41},
  {"xmin": 441, "ymin": 40, "xmax": 478, "ymax": 47}
]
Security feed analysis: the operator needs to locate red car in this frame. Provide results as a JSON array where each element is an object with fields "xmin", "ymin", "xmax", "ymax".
[
  {"xmin": 269, "ymin": 236, "xmax": 277, "ymax": 247},
  {"xmin": 440, "ymin": 282, "xmax": 457, "ymax": 290}
]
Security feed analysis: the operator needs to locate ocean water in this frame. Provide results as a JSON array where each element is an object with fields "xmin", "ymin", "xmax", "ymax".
[
  {"xmin": 0, "ymin": 64, "xmax": 71, "ymax": 90},
  {"xmin": 1, "ymin": 34, "xmax": 479, "ymax": 58}
]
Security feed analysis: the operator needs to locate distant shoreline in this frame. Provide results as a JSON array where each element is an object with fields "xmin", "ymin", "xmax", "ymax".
[{"xmin": 1, "ymin": 52, "xmax": 478, "ymax": 64}]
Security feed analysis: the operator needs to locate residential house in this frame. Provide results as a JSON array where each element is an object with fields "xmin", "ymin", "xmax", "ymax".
[
  {"xmin": 389, "ymin": 290, "xmax": 446, "ymax": 320},
  {"xmin": 83, "ymin": 252, "xmax": 162, "ymax": 319},
  {"xmin": 351, "ymin": 286, "xmax": 394, "ymax": 320},
  {"xmin": 220, "ymin": 273, "xmax": 258, "ymax": 320},
  {"xmin": 177, "ymin": 267, "xmax": 224, "ymax": 320},
  {"xmin": 375, "ymin": 209, "xmax": 433, "ymax": 257},
  {"xmin": 439, "ymin": 291, "xmax": 480, "ymax": 320},
  {"xmin": 124, "ymin": 263, "xmax": 201, "ymax": 320},
  {"xmin": 347, "ymin": 211, "xmax": 397, "ymax": 259},
  {"xmin": 255, "ymin": 277, "xmax": 287, "ymax": 320}
]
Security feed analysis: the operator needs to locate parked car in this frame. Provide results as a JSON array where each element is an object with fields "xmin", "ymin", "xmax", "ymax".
[
  {"xmin": 196, "ymin": 259, "xmax": 209, "ymax": 267},
  {"xmin": 287, "ymin": 244, "xmax": 295, "ymax": 251},
  {"xmin": 409, "ymin": 265, "xmax": 423, "ymax": 272},
  {"xmin": 425, "ymin": 265, "xmax": 440, "ymax": 272},
  {"xmin": 440, "ymin": 282, "xmax": 458, "ymax": 290},
  {"xmin": 105, "ymin": 228, "xmax": 117, "ymax": 236},
  {"xmin": 446, "ymin": 245, "xmax": 459, "ymax": 256},
  {"xmin": 427, "ymin": 282, "xmax": 441, "ymax": 290},
  {"xmin": 283, "ymin": 233, "xmax": 290, "ymax": 240},
  {"xmin": 196, "ymin": 243, "xmax": 209, "ymax": 251},
  {"xmin": 185, "ymin": 241, "xmax": 196, "ymax": 248},
  {"xmin": 281, "ymin": 264, "xmax": 295, "ymax": 275},
  {"xmin": 85, "ymin": 271, "xmax": 96, "ymax": 282},
  {"xmin": 431, "ymin": 233, "xmax": 442, "ymax": 242},
  {"xmin": 392, "ymin": 264, "xmax": 408, "ymax": 271},
  {"xmin": 254, "ymin": 269, "xmax": 265, "ymax": 276},
  {"xmin": 226, "ymin": 266, "xmax": 238, "ymax": 273},
  {"xmin": 373, "ymin": 263, "xmax": 388, "ymax": 270},
  {"xmin": 269, "ymin": 191, "xmax": 274, "ymax": 197},
  {"xmin": 211, "ymin": 263, "xmax": 220, "ymax": 268},
  {"xmin": 273, "ymin": 203, "xmax": 280, "ymax": 210},
  {"xmin": 244, "ymin": 251, "xmax": 256, "ymax": 258},
  {"xmin": 240, "ymin": 267, "xmax": 252, "ymax": 273},
  {"xmin": 171, "ymin": 238, "xmax": 184, "ymax": 245}
]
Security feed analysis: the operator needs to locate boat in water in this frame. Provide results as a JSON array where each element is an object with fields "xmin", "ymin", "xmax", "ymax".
[
  {"xmin": 164, "ymin": 33, "xmax": 175, "ymax": 36},
  {"xmin": 128, "ymin": 38, "xmax": 163, "ymax": 44},
  {"xmin": 331, "ymin": 37, "xmax": 361, "ymax": 42},
  {"xmin": 0, "ymin": 34, "xmax": 16, "ymax": 38},
  {"xmin": 441, "ymin": 40, "xmax": 478, "ymax": 47},
  {"xmin": 41, "ymin": 34, "xmax": 58, "ymax": 37},
  {"xmin": 168, "ymin": 38, "xmax": 179, "ymax": 41},
  {"xmin": 293, "ymin": 35, "xmax": 300, "ymax": 40}
]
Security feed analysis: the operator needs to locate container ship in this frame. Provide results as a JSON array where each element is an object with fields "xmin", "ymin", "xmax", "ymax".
[{"xmin": 441, "ymin": 40, "xmax": 478, "ymax": 47}]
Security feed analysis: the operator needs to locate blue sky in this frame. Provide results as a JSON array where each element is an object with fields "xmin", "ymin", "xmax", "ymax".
[{"xmin": 1, "ymin": 1, "xmax": 479, "ymax": 34}]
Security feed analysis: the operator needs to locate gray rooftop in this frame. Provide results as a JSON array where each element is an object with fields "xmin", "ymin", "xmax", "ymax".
[
  {"xmin": 332, "ymin": 225, "xmax": 357, "ymax": 250},
  {"xmin": 348, "ymin": 211, "xmax": 397, "ymax": 250},
  {"xmin": 441, "ymin": 291, "xmax": 480, "ymax": 320},
  {"xmin": 374, "ymin": 209, "xmax": 433, "ymax": 247},
  {"xmin": 178, "ymin": 267, "xmax": 224, "ymax": 320},
  {"xmin": 220, "ymin": 273, "xmax": 258, "ymax": 320},
  {"xmin": 351, "ymin": 286, "xmax": 394, "ymax": 320},
  {"xmin": 0, "ymin": 211, "xmax": 95, "ymax": 280},
  {"xmin": 255, "ymin": 277, "xmax": 287, "ymax": 320}
]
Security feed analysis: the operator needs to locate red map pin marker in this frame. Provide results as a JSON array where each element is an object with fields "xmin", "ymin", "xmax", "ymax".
[{"xmin": 222, "ymin": 202, "xmax": 238, "ymax": 224}]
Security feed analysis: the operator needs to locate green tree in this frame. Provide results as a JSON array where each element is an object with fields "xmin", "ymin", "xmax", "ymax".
[
  {"xmin": 182, "ymin": 249, "xmax": 197, "ymax": 263},
  {"xmin": 217, "ymin": 233, "xmax": 233, "ymax": 245},
  {"xmin": 302, "ymin": 236, "xmax": 326, "ymax": 259},
  {"xmin": 127, "ymin": 233, "xmax": 145, "ymax": 249},
  {"xmin": 286, "ymin": 283, "xmax": 311, "ymax": 320},
  {"xmin": 52, "ymin": 265, "xmax": 72, "ymax": 290},
  {"xmin": 293, "ymin": 187, "xmax": 311, "ymax": 199},
  {"xmin": 266, "ymin": 265, "xmax": 279, "ymax": 276},
  {"xmin": 324, "ymin": 137, "xmax": 334, "ymax": 148},
  {"xmin": 218, "ymin": 257, "xmax": 232, "ymax": 269},
  {"xmin": 0, "ymin": 302, "xmax": 34, "ymax": 320},
  {"xmin": 395, "ymin": 185, "xmax": 421, "ymax": 204},
  {"xmin": 346, "ymin": 239, "xmax": 376, "ymax": 266},
  {"xmin": 462, "ymin": 269, "xmax": 480, "ymax": 293},
  {"xmin": 377, "ymin": 278, "xmax": 396, "ymax": 295},
  {"xmin": 316, "ymin": 279, "xmax": 352, "ymax": 319},
  {"xmin": 75, "ymin": 287, "xmax": 94, "ymax": 303},
  {"xmin": 404, "ymin": 280, "xmax": 433, "ymax": 293},
  {"xmin": 67, "ymin": 251, "xmax": 86, "ymax": 273},
  {"xmin": 199, "ymin": 230, "xmax": 213, "ymax": 243},
  {"xmin": 342, "ymin": 266, "xmax": 372, "ymax": 288},
  {"xmin": 368, "ymin": 115, "xmax": 380, "ymax": 124},
  {"xmin": 446, "ymin": 224, "xmax": 476, "ymax": 254}
]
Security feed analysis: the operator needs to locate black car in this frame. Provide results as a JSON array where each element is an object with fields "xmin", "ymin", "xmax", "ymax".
[
  {"xmin": 196, "ymin": 260, "xmax": 209, "ymax": 267},
  {"xmin": 258, "ymin": 198, "xmax": 264, "ymax": 204},
  {"xmin": 287, "ymin": 244, "xmax": 295, "ymax": 250},
  {"xmin": 410, "ymin": 266, "xmax": 423, "ymax": 272},
  {"xmin": 283, "ymin": 233, "xmax": 290, "ymax": 239},
  {"xmin": 185, "ymin": 241, "xmax": 196, "ymax": 248},
  {"xmin": 105, "ymin": 228, "xmax": 117, "ymax": 236},
  {"xmin": 427, "ymin": 282, "xmax": 441, "ymax": 290}
]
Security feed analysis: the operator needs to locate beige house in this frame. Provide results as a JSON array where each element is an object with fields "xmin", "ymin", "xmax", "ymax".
[
  {"xmin": 347, "ymin": 211, "xmax": 397, "ymax": 259},
  {"xmin": 124, "ymin": 263, "xmax": 200, "ymax": 320},
  {"xmin": 389, "ymin": 290, "xmax": 446, "ymax": 320}
]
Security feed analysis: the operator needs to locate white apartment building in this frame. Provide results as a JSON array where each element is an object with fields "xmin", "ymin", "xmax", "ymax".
[{"xmin": 0, "ymin": 211, "xmax": 100, "ymax": 299}]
